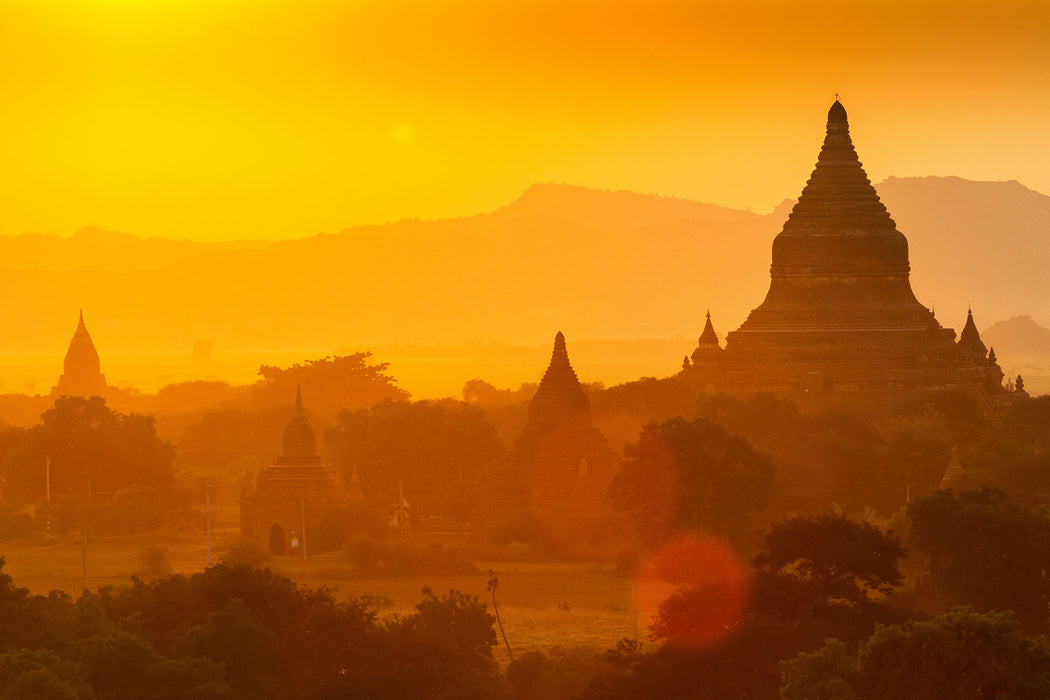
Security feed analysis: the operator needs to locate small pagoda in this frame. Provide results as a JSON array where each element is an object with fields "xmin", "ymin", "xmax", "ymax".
[
  {"xmin": 240, "ymin": 386, "xmax": 361, "ymax": 555},
  {"xmin": 52, "ymin": 310, "xmax": 107, "ymax": 398},
  {"xmin": 509, "ymin": 332, "xmax": 615, "ymax": 505},
  {"xmin": 683, "ymin": 100, "xmax": 1007, "ymax": 408}
]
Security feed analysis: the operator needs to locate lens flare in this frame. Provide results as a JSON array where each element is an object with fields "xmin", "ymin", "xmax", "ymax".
[{"xmin": 634, "ymin": 534, "xmax": 750, "ymax": 649}]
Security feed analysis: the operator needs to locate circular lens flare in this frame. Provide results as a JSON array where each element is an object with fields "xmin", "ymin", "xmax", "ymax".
[{"xmin": 634, "ymin": 534, "xmax": 750, "ymax": 649}]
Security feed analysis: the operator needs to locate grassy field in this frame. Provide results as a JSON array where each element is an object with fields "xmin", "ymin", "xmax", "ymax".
[{"xmin": 0, "ymin": 528, "xmax": 671, "ymax": 663}]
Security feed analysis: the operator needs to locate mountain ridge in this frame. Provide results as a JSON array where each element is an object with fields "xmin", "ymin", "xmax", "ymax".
[{"xmin": 0, "ymin": 176, "xmax": 1047, "ymax": 364}]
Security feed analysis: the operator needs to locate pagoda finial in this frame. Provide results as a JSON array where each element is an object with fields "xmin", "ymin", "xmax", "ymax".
[
  {"xmin": 77, "ymin": 308, "xmax": 86, "ymax": 330},
  {"xmin": 827, "ymin": 99, "xmax": 847, "ymax": 126},
  {"xmin": 295, "ymin": 384, "xmax": 304, "ymax": 418},
  {"xmin": 554, "ymin": 331, "xmax": 566, "ymax": 355}
]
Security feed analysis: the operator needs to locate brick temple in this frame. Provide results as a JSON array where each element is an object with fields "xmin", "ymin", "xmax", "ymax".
[
  {"xmin": 240, "ymin": 386, "xmax": 361, "ymax": 555},
  {"xmin": 683, "ymin": 100, "xmax": 1009, "ymax": 407}
]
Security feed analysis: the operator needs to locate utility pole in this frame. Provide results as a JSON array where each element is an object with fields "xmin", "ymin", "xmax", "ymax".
[
  {"xmin": 300, "ymin": 492, "xmax": 307, "ymax": 561},
  {"xmin": 205, "ymin": 484, "xmax": 212, "ymax": 566},
  {"xmin": 632, "ymin": 579, "xmax": 638, "ymax": 641},
  {"xmin": 45, "ymin": 458, "xmax": 51, "ymax": 535},
  {"xmin": 81, "ymin": 523, "xmax": 87, "ymax": 591}
]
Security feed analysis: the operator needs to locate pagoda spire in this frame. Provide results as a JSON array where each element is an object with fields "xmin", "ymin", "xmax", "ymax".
[
  {"xmin": 527, "ymin": 332, "xmax": 590, "ymax": 429},
  {"xmin": 958, "ymin": 308, "xmax": 988, "ymax": 356},
  {"xmin": 698, "ymin": 310, "xmax": 719, "ymax": 347},
  {"xmin": 282, "ymin": 385, "xmax": 318, "ymax": 461},
  {"xmin": 691, "ymin": 309, "xmax": 723, "ymax": 364}
]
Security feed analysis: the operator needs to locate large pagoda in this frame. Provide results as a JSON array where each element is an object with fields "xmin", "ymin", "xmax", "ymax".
[{"xmin": 684, "ymin": 101, "xmax": 1006, "ymax": 402}]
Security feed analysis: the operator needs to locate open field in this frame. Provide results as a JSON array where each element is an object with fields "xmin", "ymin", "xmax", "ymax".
[{"xmin": 0, "ymin": 529, "xmax": 672, "ymax": 663}]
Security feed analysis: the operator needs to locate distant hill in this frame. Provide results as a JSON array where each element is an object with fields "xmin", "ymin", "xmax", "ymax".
[
  {"xmin": 878, "ymin": 176, "xmax": 1050, "ymax": 331},
  {"xmin": 2, "ymin": 176, "xmax": 1050, "ymax": 397},
  {"xmin": 982, "ymin": 316, "xmax": 1050, "ymax": 357}
]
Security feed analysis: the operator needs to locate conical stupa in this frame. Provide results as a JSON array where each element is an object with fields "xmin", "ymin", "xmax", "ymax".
[
  {"xmin": 52, "ymin": 310, "xmax": 107, "ymax": 398},
  {"xmin": 510, "ymin": 332, "xmax": 614, "ymax": 500}
]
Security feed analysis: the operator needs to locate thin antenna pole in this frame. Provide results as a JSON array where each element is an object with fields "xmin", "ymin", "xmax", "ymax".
[{"xmin": 205, "ymin": 484, "xmax": 212, "ymax": 566}]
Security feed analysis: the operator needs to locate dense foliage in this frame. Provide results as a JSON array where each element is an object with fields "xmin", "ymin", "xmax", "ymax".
[
  {"xmin": 611, "ymin": 416, "xmax": 775, "ymax": 545},
  {"xmin": 327, "ymin": 399, "xmax": 503, "ymax": 523},
  {"xmin": 0, "ymin": 559, "xmax": 504, "ymax": 700},
  {"xmin": 908, "ymin": 487, "xmax": 1050, "ymax": 631},
  {"xmin": 781, "ymin": 609, "xmax": 1050, "ymax": 699},
  {"xmin": 253, "ymin": 353, "xmax": 409, "ymax": 415},
  {"xmin": 2, "ymin": 397, "xmax": 175, "ymax": 501}
]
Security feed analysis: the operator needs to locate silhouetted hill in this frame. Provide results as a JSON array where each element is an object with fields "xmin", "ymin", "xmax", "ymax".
[
  {"xmin": 878, "ymin": 176, "xmax": 1050, "ymax": 329},
  {"xmin": 0, "ymin": 226, "xmax": 266, "ymax": 271},
  {"xmin": 497, "ymin": 183, "xmax": 757, "ymax": 230},
  {"xmin": 2, "ymin": 176, "xmax": 1049, "ymax": 397},
  {"xmin": 982, "ymin": 316, "xmax": 1050, "ymax": 357}
]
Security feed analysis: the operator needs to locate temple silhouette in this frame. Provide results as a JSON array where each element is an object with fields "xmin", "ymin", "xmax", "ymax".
[
  {"xmin": 240, "ymin": 386, "xmax": 361, "ymax": 555},
  {"xmin": 483, "ymin": 332, "xmax": 614, "ymax": 510},
  {"xmin": 51, "ymin": 310, "xmax": 107, "ymax": 398},
  {"xmin": 683, "ymin": 100, "xmax": 1009, "ymax": 408}
]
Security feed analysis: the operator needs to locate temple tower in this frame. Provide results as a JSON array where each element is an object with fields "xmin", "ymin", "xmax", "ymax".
[
  {"xmin": 510, "ymin": 332, "xmax": 615, "ymax": 500},
  {"xmin": 240, "ymin": 386, "xmax": 360, "ymax": 555},
  {"xmin": 52, "ymin": 310, "xmax": 107, "ymax": 398},
  {"xmin": 685, "ymin": 100, "xmax": 1007, "ymax": 402}
]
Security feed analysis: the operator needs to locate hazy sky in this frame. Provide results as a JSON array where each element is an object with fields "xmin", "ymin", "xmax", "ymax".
[{"xmin": 1, "ymin": 0, "xmax": 1047, "ymax": 241}]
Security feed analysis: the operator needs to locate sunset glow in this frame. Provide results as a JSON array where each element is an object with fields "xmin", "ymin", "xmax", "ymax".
[{"xmin": 1, "ymin": 0, "xmax": 1046, "ymax": 240}]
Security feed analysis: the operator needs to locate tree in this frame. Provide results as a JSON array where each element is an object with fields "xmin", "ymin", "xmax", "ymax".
[
  {"xmin": 409, "ymin": 587, "xmax": 497, "ymax": 668},
  {"xmin": 781, "ymin": 609, "xmax": 1050, "ymax": 699},
  {"xmin": 908, "ymin": 488, "xmax": 1050, "ymax": 630},
  {"xmin": 172, "ymin": 598, "xmax": 278, "ymax": 691},
  {"xmin": 1, "ymin": 396, "xmax": 175, "ymax": 501},
  {"xmin": 251, "ymin": 353, "xmax": 408, "ymax": 417},
  {"xmin": 326, "ymin": 399, "xmax": 503, "ymax": 522},
  {"xmin": 611, "ymin": 417, "xmax": 774, "ymax": 544},
  {"xmin": 0, "ymin": 649, "xmax": 91, "ymax": 700},
  {"xmin": 754, "ymin": 513, "xmax": 905, "ymax": 609}
]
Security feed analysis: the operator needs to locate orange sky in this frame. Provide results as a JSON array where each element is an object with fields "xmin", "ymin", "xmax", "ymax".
[{"xmin": 0, "ymin": 0, "xmax": 1048, "ymax": 241}]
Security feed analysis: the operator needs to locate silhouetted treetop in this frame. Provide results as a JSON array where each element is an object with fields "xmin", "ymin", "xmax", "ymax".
[{"xmin": 251, "ymin": 353, "xmax": 408, "ymax": 417}]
